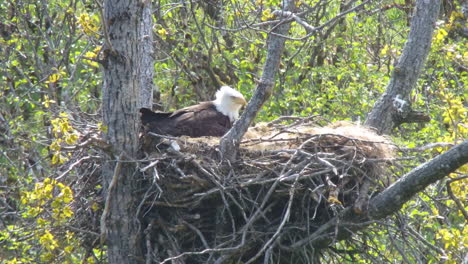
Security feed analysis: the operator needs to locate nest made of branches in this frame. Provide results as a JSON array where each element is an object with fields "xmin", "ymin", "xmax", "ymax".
[{"xmin": 134, "ymin": 119, "xmax": 396, "ymax": 263}]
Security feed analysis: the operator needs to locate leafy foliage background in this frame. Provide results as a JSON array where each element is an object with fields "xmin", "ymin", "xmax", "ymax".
[{"xmin": 0, "ymin": 0, "xmax": 466, "ymax": 263}]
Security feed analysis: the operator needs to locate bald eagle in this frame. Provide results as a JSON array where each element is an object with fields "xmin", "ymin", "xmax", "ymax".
[{"xmin": 140, "ymin": 86, "xmax": 247, "ymax": 137}]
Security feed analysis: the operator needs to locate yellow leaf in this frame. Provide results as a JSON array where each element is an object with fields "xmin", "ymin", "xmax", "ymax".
[
  {"xmin": 51, "ymin": 199, "xmax": 61, "ymax": 209},
  {"xmin": 380, "ymin": 45, "xmax": 389, "ymax": 56},
  {"xmin": 62, "ymin": 188, "xmax": 74, "ymax": 203},
  {"xmin": 327, "ymin": 197, "xmax": 342, "ymax": 205},
  {"xmin": 42, "ymin": 95, "xmax": 56, "ymax": 108},
  {"xmin": 65, "ymin": 133, "xmax": 78, "ymax": 144},
  {"xmin": 85, "ymin": 51, "xmax": 96, "ymax": 59},
  {"xmin": 52, "ymin": 153, "xmax": 60, "ymax": 164},
  {"xmin": 36, "ymin": 218, "xmax": 48, "ymax": 227},
  {"xmin": 261, "ymin": 9, "xmax": 274, "ymax": 21},
  {"xmin": 65, "ymin": 246, "xmax": 74, "ymax": 253},
  {"xmin": 98, "ymin": 123, "xmax": 108, "ymax": 133},
  {"xmin": 91, "ymin": 202, "xmax": 100, "ymax": 211},
  {"xmin": 50, "ymin": 141, "xmax": 61, "ymax": 151},
  {"xmin": 157, "ymin": 28, "xmax": 167, "ymax": 36},
  {"xmin": 46, "ymin": 73, "xmax": 60, "ymax": 84},
  {"xmin": 62, "ymin": 207, "xmax": 74, "ymax": 218}
]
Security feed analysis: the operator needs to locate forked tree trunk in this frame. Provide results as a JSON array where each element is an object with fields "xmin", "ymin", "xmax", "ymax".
[
  {"xmin": 101, "ymin": 0, "xmax": 153, "ymax": 263},
  {"xmin": 365, "ymin": 0, "xmax": 440, "ymax": 134}
]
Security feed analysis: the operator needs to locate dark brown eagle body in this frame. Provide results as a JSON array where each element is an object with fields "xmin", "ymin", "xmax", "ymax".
[{"xmin": 140, "ymin": 102, "xmax": 232, "ymax": 137}]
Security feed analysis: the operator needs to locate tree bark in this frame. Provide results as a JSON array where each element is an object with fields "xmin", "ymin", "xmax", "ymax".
[
  {"xmin": 139, "ymin": 1, "xmax": 155, "ymax": 109},
  {"xmin": 101, "ymin": 0, "xmax": 153, "ymax": 263},
  {"xmin": 220, "ymin": 0, "xmax": 297, "ymax": 162},
  {"xmin": 290, "ymin": 140, "xmax": 468, "ymax": 249},
  {"xmin": 365, "ymin": 0, "xmax": 440, "ymax": 134}
]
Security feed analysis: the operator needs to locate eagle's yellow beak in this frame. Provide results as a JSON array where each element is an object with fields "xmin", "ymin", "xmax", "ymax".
[{"xmin": 234, "ymin": 96, "xmax": 247, "ymax": 106}]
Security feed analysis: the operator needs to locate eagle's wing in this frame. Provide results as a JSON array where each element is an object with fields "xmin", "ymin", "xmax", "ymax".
[
  {"xmin": 140, "ymin": 103, "xmax": 231, "ymax": 137},
  {"xmin": 140, "ymin": 108, "xmax": 172, "ymax": 124},
  {"xmin": 172, "ymin": 105, "xmax": 231, "ymax": 137},
  {"xmin": 140, "ymin": 108, "xmax": 178, "ymax": 136}
]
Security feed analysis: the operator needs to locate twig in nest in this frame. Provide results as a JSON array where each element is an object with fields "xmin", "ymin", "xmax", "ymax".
[
  {"xmin": 239, "ymin": 143, "xmax": 306, "ymax": 239},
  {"xmin": 266, "ymin": 115, "xmax": 320, "ymax": 127},
  {"xmin": 282, "ymin": 115, "xmax": 323, "ymax": 129},
  {"xmin": 182, "ymin": 220, "xmax": 211, "ymax": 250},
  {"xmin": 145, "ymin": 220, "xmax": 155, "ymax": 264},
  {"xmin": 171, "ymin": 161, "xmax": 187, "ymax": 179},
  {"xmin": 148, "ymin": 132, "xmax": 179, "ymax": 140},
  {"xmin": 316, "ymin": 156, "xmax": 338, "ymax": 175},
  {"xmin": 140, "ymin": 158, "xmax": 162, "ymax": 173},
  {"xmin": 245, "ymin": 164, "xmax": 301, "ymax": 264}
]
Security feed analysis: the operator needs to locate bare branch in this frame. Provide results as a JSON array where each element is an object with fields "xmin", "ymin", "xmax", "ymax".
[
  {"xmin": 220, "ymin": 0, "xmax": 298, "ymax": 162},
  {"xmin": 399, "ymin": 142, "xmax": 455, "ymax": 152}
]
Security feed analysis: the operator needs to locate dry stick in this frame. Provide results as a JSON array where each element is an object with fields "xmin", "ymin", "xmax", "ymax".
[
  {"xmin": 183, "ymin": 220, "xmax": 211, "ymax": 250},
  {"xmin": 100, "ymin": 152, "xmax": 124, "ymax": 244},
  {"xmin": 446, "ymin": 175, "xmax": 468, "ymax": 220},
  {"xmin": 56, "ymin": 156, "xmax": 97, "ymax": 180},
  {"xmin": 245, "ymin": 162, "xmax": 302, "ymax": 264},
  {"xmin": 238, "ymin": 136, "xmax": 321, "ymax": 261},
  {"xmin": 159, "ymin": 239, "xmax": 247, "ymax": 264},
  {"xmin": 148, "ymin": 132, "xmax": 179, "ymax": 140},
  {"xmin": 266, "ymin": 115, "xmax": 319, "ymax": 127},
  {"xmin": 281, "ymin": 115, "xmax": 322, "ymax": 129},
  {"xmin": 239, "ymin": 140, "xmax": 304, "ymax": 234},
  {"xmin": 140, "ymin": 159, "xmax": 160, "ymax": 172}
]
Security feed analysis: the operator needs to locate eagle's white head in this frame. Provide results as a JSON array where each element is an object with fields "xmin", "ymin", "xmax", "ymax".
[{"xmin": 213, "ymin": 86, "xmax": 247, "ymax": 122}]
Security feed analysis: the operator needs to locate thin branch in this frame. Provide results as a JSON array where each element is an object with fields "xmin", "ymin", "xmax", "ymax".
[
  {"xmin": 446, "ymin": 175, "xmax": 468, "ymax": 220},
  {"xmin": 399, "ymin": 142, "xmax": 455, "ymax": 152},
  {"xmin": 94, "ymin": 0, "xmax": 116, "ymax": 55},
  {"xmin": 100, "ymin": 152, "xmax": 124, "ymax": 244}
]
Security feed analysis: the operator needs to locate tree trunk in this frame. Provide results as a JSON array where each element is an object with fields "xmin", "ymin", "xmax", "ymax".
[
  {"xmin": 139, "ymin": 1, "xmax": 155, "ymax": 109},
  {"xmin": 365, "ymin": 0, "xmax": 440, "ymax": 134},
  {"xmin": 101, "ymin": 0, "xmax": 153, "ymax": 263},
  {"xmin": 220, "ymin": 0, "xmax": 297, "ymax": 162}
]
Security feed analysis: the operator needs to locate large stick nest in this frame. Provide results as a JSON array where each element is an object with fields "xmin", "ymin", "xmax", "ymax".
[{"xmin": 134, "ymin": 119, "xmax": 395, "ymax": 263}]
